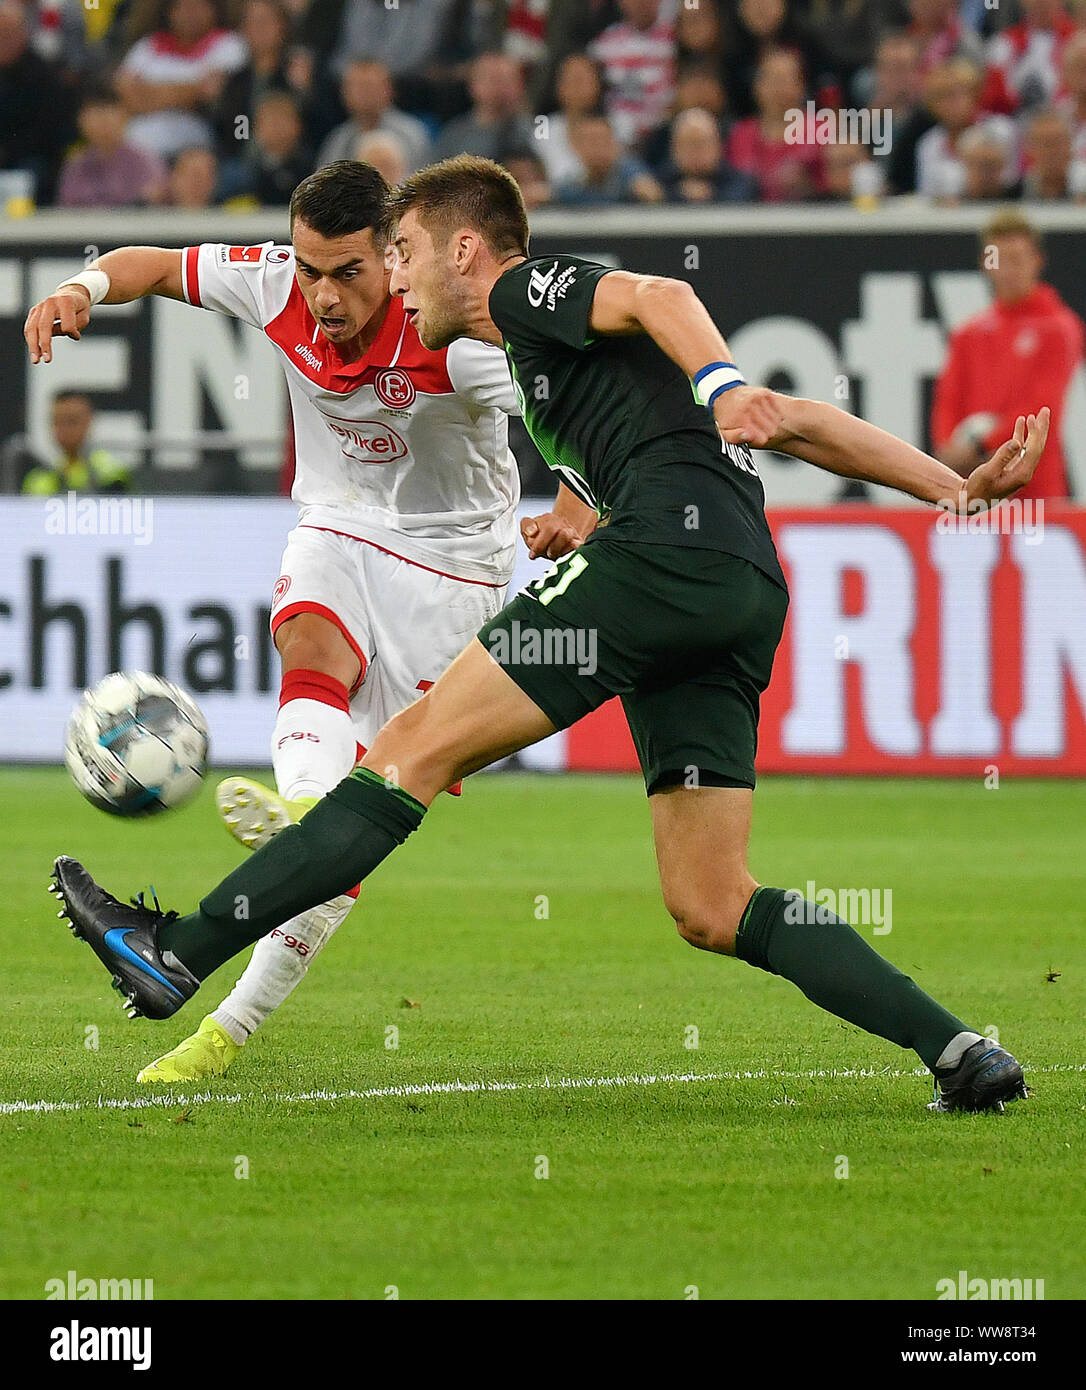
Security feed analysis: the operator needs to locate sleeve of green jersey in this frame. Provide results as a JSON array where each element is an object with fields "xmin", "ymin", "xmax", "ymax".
[{"xmin": 489, "ymin": 257, "xmax": 614, "ymax": 351}]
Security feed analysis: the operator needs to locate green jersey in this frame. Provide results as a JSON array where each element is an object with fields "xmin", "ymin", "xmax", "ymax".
[{"xmin": 488, "ymin": 254, "xmax": 785, "ymax": 589}]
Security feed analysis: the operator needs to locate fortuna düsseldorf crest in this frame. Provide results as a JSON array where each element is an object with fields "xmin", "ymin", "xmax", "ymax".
[{"xmin": 374, "ymin": 368, "xmax": 415, "ymax": 408}]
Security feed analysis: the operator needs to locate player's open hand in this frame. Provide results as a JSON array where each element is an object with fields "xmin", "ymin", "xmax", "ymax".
[
  {"xmin": 25, "ymin": 287, "xmax": 92, "ymax": 365},
  {"xmin": 713, "ymin": 385, "xmax": 792, "ymax": 450},
  {"xmin": 959, "ymin": 408, "xmax": 1050, "ymax": 513},
  {"xmin": 521, "ymin": 512, "xmax": 584, "ymax": 561}
]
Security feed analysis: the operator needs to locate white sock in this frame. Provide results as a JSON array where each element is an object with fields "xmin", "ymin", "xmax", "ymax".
[
  {"xmin": 213, "ymin": 894, "xmax": 356, "ymax": 1041},
  {"xmin": 211, "ymin": 667, "xmax": 361, "ymax": 1042},
  {"xmin": 272, "ymin": 669, "xmax": 357, "ymax": 801},
  {"xmin": 935, "ymin": 1030, "xmax": 985, "ymax": 1072}
]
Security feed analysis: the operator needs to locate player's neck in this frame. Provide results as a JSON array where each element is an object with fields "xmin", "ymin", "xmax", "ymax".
[{"xmin": 468, "ymin": 255, "xmax": 527, "ymax": 347}]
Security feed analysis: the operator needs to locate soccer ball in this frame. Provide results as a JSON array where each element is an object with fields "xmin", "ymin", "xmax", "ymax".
[{"xmin": 64, "ymin": 672, "xmax": 210, "ymax": 817}]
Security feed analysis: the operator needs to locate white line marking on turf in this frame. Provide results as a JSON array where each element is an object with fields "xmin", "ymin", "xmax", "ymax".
[{"xmin": 1, "ymin": 1063, "xmax": 1082, "ymax": 1118}]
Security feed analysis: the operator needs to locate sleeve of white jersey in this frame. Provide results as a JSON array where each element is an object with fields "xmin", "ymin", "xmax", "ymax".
[
  {"xmin": 445, "ymin": 337, "xmax": 522, "ymax": 417},
  {"xmin": 178, "ymin": 242, "xmax": 287, "ymax": 330}
]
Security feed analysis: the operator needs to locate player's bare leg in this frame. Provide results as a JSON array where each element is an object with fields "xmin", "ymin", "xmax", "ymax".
[
  {"xmin": 648, "ymin": 783, "xmax": 1026, "ymax": 1110},
  {"xmin": 138, "ymin": 612, "xmax": 363, "ymax": 1082},
  {"xmin": 359, "ymin": 639, "xmax": 557, "ymax": 804}
]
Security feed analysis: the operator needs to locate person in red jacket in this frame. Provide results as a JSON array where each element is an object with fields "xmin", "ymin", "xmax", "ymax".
[{"xmin": 932, "ymin": 210, "xmax": 1084, "ymax": 499}]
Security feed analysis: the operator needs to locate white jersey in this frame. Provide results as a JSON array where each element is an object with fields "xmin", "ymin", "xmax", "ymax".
[{"xmin": 181, "ymin": 242, "xmax": 521, "ymax": 585}]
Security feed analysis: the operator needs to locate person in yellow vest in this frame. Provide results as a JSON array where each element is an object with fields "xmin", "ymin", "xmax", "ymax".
[{"xmin": 21, "ymin": 391, "xmax": 130, "ymax": 495}]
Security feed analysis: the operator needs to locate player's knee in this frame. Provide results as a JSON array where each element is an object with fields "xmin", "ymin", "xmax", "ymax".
[
  {"xmin": 666, "ymin": 883, "xmax": 753, "ymax": 955},
  {"xmin": 275, "ymin": 613, "xmax": 359, "ymax": 689}
]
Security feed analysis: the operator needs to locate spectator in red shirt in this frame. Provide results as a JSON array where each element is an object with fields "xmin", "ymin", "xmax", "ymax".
[
  {"xmin": 907, "ymin": 0, "xmax": 983, "ymax": 75},
  {"xmin": 981, "ymin": 0, "xmax": 1076, "ymax": 116},
  {"xmin": 932, "ymin": 211, "xmax": 1084, "ymax": 500},
  {"xmin": 726, "ymin": 47, "xmax": 825, "ymax": 202}
]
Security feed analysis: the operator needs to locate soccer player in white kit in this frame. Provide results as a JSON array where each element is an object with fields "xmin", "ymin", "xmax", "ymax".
[{"xmin": 25, "ymin": 162, "xmax": 586, "ymax": 1081}]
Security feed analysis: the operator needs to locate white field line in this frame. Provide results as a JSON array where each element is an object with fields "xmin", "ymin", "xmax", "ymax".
[{"xmin": 1, "ymin": 1063, "xmax": 1083, "ymax": 1118}]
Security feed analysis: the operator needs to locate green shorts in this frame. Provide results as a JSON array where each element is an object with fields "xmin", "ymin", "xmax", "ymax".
[{"xmin": 476, "ymin": 536, "xmax": 789, "ymax": 794}]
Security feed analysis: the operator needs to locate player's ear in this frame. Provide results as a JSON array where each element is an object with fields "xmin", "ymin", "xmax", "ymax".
[{"xmin": 453, "ymin": 230, "xmax": 481, "ymax": 275}]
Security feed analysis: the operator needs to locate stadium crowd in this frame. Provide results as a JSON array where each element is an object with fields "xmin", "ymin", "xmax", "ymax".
[{"xmin": 2, "ymin": 0, "xmax": 1086, "ymax": 211}]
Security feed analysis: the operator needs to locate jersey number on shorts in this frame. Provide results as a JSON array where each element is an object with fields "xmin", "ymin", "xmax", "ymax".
[{"xmin": 531, "ymin": 551, "xmax": 588, "ymax": 606}]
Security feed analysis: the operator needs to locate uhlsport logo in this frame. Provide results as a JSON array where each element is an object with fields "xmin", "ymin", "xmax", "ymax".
[
  {"xmin": 326, "ymin": 417, "xmax": 409, "ymax": 463},
  {"xmin": 293, "ymin": 341, "xmax": 322, "ymax": 371},
  {"xmin": 375, "ymin": 367, "xmax": 415, "ymax": 408},
  {"xmin": 50, "ymin": 1321, "xmax": 152, "ymax": 1371}
]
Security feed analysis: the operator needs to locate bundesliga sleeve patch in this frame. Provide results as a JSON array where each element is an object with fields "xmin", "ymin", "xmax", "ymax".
[{"xmin": 220, "ymin": 245, "xmax": 266, "ymax": 266}]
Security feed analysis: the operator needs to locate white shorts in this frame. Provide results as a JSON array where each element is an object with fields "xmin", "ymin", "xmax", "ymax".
[{"xmin": 270, "ymin": 524, "xmax": 508, "ymax": 750}]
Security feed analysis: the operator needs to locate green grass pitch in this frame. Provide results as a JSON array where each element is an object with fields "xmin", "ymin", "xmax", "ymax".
[{"xmin": 1, "ymin": 767, "xmax": 1083, "ymax": 1300}]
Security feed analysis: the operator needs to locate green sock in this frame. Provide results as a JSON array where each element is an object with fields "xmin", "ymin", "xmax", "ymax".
[
  {"xmin": 734, "ymin": 886, "xmax": 968, "ymax": 1072},
  {"xmin": 160, "ymin": 768, "xmax": 426, "ymax": 980}
]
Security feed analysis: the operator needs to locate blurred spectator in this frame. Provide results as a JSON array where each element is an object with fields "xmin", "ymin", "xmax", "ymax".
[
  {"xmin": 58, "ymin": 87, "xmax": 167, "ymax": 207},
  {"xmin": 799, "ymin": 0, "xmax": 900, "ymax": 105},
  {"xmin": 24, "ymin": 0, "xmax": 89, "ymax": 75},
  {"xmin": 245, "ymin": 91, "xmax": 313, "ymax": 203},
  {"xmin": 981, "ymin": 0, "xmax": 1076, "ymax": 115},
  {"xmin": 432, "ymin": 51, "xmax": 536, "ymax": 163},
  {"xmin": 215, "ymin": 0, "xmax": 314, "ymax": 159},
  {"xmin": 906, "ymin": 0, "xmax": 983, "ymax": 75},
  {"xmin": 820, "ymin": 137, "xmax": 879, "ymax": 200},
  {"xmin": 932, "ymin": 210, "xmax": 1084, "ymax": 499},
  {"xmin": 535, "ymin": 52, "xmax": 604, "ymax": 185},
  {"xmin": 1021, "ymin": 106, "xmax": 1078, "ymax": 198},
  {"xmin": 353, "ymin": 128, "xmax": 409, "ymax": 187},
  {"xmin": 165, "ymin": 144, "xmax": 221, "ymax": 205},
  {"xmin": 726, "ymin": 48, "xmax": 825, "ymax": 201},
  {"xmin": 554, "ymin": 113, "xmax": 664, "ymax": 204},
  {"xmin": 527, "ymin": 0, "xmax": 619, "ymax": 112},
  {"xmin": 643, "ymin": 61, "xmax": 734, "ymax": 170},
  {"xmin": 332, "ymin": 0, "xmax": 455, "ymax": 80},
  {"xmin": 660, "ymin": 107, "xmax": 756, "ymax": 202},
  {"xmin": 589, "ymin": 0, "xmax": 677, "ymax": 147},
  {"xmin": 501, "ymin": 0, "xmax": 550, "ymax": 70},
  {"xmin": 722, "ymin": 0, "xmax": 813, "ymax": 119},
  {"xmin": 914, "ymin": 57, "xmax": 1017, "ymax": 198},
  {"xmin": 317, "ymin": 59, "xmax": 431, "ymax": 171},
  {"xmin": 677, "ymin": 0, "xmax": 725, "ymax": 68},
  {"xmin": 0, "ymin": 0, "xmax": 76, "ymax": 202},
  {"xmin": 866, "ymin": 30, "xmax": 923, "ymax": 119},
  {"xmin": 503, "ymin": 151, "xmax": 552, "ymax": 208},
  {"xmin": 1058, "ymin": 29, "xmax": 1086, "ymax": 159},
  {"xmin": 116, "ymin": 0, "xmax": 248, "ymax": 160},
  {"xmin": 21, "ymin": 393, "xmax": 130, "ymax": 497},
  {"xmin": 955, "ymin": 121, "xmax": 1021, "ymax": 200}
]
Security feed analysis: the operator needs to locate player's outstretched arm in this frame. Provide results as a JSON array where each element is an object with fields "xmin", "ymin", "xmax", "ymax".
[
  {"xmin": 584, "ymin": 274, "xmax": 1050, "ymax": 514},
  {"xmin": 25, "ymin": 247, "xmax": 184, "ymax": 364},
  {"xmin": 748, "ymin": 394, "xmax": 1049, "ymax": 512}
]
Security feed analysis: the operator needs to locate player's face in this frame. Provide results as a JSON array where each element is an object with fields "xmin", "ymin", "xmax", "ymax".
[
  {"xmin": 390, "ymin": 210, "xmax": 471, "ymax": 351},
  {"xmin": 985, "ymin": 235, "xmax": 1042, "ymax": 304},
  {"xmin": 292, "ymin": 221, "xmax": 390, "ymax": 347}
]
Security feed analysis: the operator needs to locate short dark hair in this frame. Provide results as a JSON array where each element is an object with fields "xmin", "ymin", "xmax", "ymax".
[
  {"xmin": 289, "ymin": 160, "xmax": 391, "ymax": 241},
  {"xmin": 387, "ymin": 155, "xmax": 530, "ymax": 259}
]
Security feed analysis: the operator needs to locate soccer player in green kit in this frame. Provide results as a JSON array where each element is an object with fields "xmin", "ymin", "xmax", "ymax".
[{"xmin": 53, "ymin": 156, "xmax": 1050, "ymax": 1112}]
